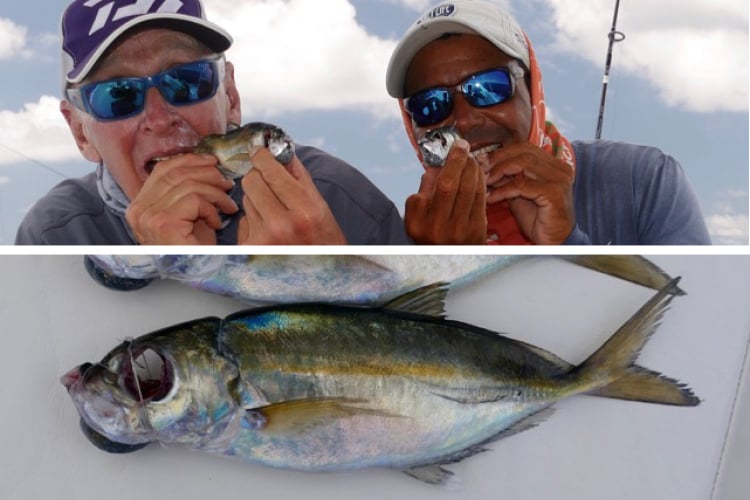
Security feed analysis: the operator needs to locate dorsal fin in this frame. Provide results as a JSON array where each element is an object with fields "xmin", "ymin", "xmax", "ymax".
[{"xmin": 383, "ymin": 282, "xmax": 449, "ymax": 318}]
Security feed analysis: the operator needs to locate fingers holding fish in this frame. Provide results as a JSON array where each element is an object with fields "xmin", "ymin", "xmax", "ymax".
[
  {"xmin": 126, "ymin": 157, "xmax": 239, "ymax": 245},
  {"xmin": 237, "ymin": 150, "xmax": 347, "ymax": 244},
  {"xmin": 195, "ymin": 122, "xmax": 295, "ymax": 179},
  {"xmin": 483, "ymin": 143, "xmax": 575, "ymax": 244},
  {"xmin": 405, "ymin": 139, "xmax": 487, "ymax": 244}
]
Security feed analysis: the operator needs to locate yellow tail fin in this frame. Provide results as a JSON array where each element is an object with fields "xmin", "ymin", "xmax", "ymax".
[{"xmin": 575, "ymin": 277, "xmax": 699, "ymax": 407}]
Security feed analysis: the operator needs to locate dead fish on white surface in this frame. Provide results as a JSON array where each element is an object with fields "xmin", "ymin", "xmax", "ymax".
[
  {"xmin": 61, "ymin": 279, "xmax": 698, "ymax": 486},
  {"xmin": 83, "ymin": 255, "xmax": 685, "ymax": 306}
]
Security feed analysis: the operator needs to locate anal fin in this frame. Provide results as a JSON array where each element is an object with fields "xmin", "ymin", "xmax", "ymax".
[{"xmin": 404, "ymin": 464, "xmax": 460, "ymax": 489}]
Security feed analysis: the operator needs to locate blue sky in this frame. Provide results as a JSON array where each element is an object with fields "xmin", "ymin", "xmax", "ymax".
[{"xmin": 0, "ymin": 0, "xmax": 747, "ymax": 244}]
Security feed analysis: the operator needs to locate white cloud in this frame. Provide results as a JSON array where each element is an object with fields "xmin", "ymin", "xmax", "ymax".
[
  {"xmin": 0, "ymin": 176, "xmax": 10, "ymax": 186},
  {"xmin": 0, "ymin": 17, "xmax": 29, "ymax": 59},
  {"xmin": 0, "ymin": 96, "xmax": 81, "ymax": 166},
  {"xmin": 542, "ymin": 0, "xmax": 748, "ymax": 112},
  {"xmin": 705, "ymin": 189, "xmax": 749, "ymax": 245},
  {"xmin": 386, "ymin": 0, "xmax": 433, "ymax": 10},
  {"xmin": 706, "ymin": 213, "xmax": 749, "ymax": 245},
  {"xmin": 205, "ymin": 0, "xmax": 402, "ymax": 119}
]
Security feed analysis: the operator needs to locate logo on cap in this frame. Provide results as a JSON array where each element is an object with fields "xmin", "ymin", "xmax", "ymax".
[
  {"xmin": 427, "ymin": 4, "xmax": 455, "ymax": 19},
  {"xmin": 84, "ymin": 0, "xmax": 186, "ymax": 36}
]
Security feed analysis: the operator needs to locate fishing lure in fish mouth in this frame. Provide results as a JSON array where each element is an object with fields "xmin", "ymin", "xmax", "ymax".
[
  {"xmin": 193, "ymin": 122, "xmax": 295, "ymax": 179},
  {"xmin": 62, "ymin": 279, "xmax": 698, "ymax": 486},
  {"xmin": 417, "ymin": 127, "xmax": 460, "ymax": 167}
]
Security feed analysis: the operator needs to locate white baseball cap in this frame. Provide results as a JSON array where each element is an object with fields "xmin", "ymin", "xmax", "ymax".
[{"xmin": 386, "ymin": 0, "xmax": 529, "ymax": 98}]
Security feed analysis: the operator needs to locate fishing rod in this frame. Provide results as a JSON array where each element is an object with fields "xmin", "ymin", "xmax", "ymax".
[{"xmin": 595, "ymin": 0, "xmax": 626, "ymax": 139}]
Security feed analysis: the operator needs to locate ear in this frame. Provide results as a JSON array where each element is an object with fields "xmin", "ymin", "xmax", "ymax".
[
  {"xmin": 223, "ymin": 61, "xmax": 242, "ymax": 125},
  {"xmin": 60, "ymin": 100, "xmax": 102, "ymax": 163}
]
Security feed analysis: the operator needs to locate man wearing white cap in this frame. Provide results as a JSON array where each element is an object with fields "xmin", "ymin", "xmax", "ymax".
[
  {"xmin": 386, "ymin": 0, "xmax": 710, "ymax": 244},
  {"xmin": 16, "ymin": 0, "xmax": 409, "ymax": 245}
]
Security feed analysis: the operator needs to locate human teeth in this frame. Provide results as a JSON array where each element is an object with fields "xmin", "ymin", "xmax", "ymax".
[
  {"xmin": 471, "ymin": 144, "xmax": 502, "ymax": 157},
  {"xmin": 145, "ymin": 156, "xmax": 173, "ymax": 174}
]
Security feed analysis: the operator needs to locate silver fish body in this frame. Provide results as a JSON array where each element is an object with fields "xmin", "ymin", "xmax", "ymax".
[
  {"xmin": 84, "ymin": 255, "xmax": 685, "ymax": 305},
  {"xmin": 193, "ymin": 122, "xmax": 295, "ymax": 179},
  {"xmin": 417, "ymin": 127, "xmax": 460, "ymax": 167},
  {"xmin": 61, "ymin": 281, "xmax": 698, "ymax": 485}
]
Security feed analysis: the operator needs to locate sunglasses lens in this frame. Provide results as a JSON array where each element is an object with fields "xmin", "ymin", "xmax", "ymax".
[
  {"xmin": 406, "ymin": 89, "xmax": 452, "ymax": 127},
  {"xmin": 81, "ymin": 60, "xmax": 220, "ymax": 120},
  {"xmin": 160, "ymin": 61, "xmax": 218, "ymax": 105},
  {"xmin": 463, "ymin": 69, "xmax": 513, "ymax": 107},
  {"xmin": 85, "ymin": 80, "xmax": 145, "ymax": 120},
  {"xmin": 405, "ymin": 68, "xmax": 515, "ymax": 127}
]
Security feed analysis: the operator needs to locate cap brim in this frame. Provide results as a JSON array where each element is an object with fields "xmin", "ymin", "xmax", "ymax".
[
  {"xmin": 66, "ymin": 13, "xmax": 233, "ymax": 84},
  {"xmin": 386, "ymin": 21, "xmax": 481, "ymax": 98}
]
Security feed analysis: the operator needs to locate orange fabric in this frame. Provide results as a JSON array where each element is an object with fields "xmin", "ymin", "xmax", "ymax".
[{"xmin": 400, "ymin": 33, "xmax": 575, "ymax": 245}]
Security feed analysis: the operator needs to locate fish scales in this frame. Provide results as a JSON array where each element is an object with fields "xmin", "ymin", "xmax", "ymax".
[
  {"xmin": 62, "ymin": 280, "xmax": 698, "ymax": 485},
  {"xmin": 84, "ymin": 254, "xmax": 685, "ymax": 305},
  {"xmin": 217, "ymin": 306, "xmax": 565, "ymax": 470}
]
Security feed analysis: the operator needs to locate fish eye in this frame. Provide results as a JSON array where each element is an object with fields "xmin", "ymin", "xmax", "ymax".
[
  {"xmin": 102, "ymin": 369, "xmax": 118, "ymax": 385},
  {"xmin": 122, "ymin": 347, "xmax": 173, "ymax": 403}
]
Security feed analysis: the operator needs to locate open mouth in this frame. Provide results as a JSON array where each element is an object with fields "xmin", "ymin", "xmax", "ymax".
[
  {"xmin": 144, "ymin": 146, "xmax": 196, "ymax": 175},
  {"xmin": 122, "ymin": 346, "xmax": 173, "ymax": 402},
  {"xmin": 145, "ymin": 156, "xmax": 174, "ymax": 175},
  {"xmin": 471, "ymin": 144, "xmax": 503, "ymax": 158}
]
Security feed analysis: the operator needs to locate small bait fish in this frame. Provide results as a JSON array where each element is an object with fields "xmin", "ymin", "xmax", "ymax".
[
  {"xmin": 417, "ymin": 127, "xmax": 460, "ymax": 167},
  {"xmin": 194, "ymin": 122, "xmax": 295, "ymax": 179}
]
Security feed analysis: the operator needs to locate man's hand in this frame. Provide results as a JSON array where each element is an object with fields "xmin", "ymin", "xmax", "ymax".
[
  {"xmin": 126, "ymin": 154, "xmax": 238, "ymax": 244},
  {"xmin": 404, "ymin": 139, "xmax": 487, "ymax": 244},
  {"xmin": 236, "ymin": 147, "xmax": 347, "ymax": 244},
  {"xmin": 485, "ymin": 143, "xmax": 575, "ymax": 244}
]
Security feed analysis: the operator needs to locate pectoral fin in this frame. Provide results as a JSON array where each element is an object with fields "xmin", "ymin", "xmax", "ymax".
[{"xmin": 244, "ymin": 398, "xmax": 402, "ymax": 436}]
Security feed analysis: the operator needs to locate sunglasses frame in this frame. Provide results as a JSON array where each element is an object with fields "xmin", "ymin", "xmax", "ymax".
[
  {"xmin": 66, "ymin": 55, "xmax": 226, "ymax": 122},
  {"xmin": 405, "ymin": 60, "xmax": 525, "ymax": 127}
]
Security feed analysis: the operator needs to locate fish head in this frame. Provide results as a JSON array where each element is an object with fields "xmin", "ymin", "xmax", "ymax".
[
  {"xmin": 193, "ymin": 122, "xmax": 295, "ymax": 179},
  {"xmin": 417, "ymin": 127, "xmax": 460, "ymax": 167},
  {"xmin": 62, "ymin": 319, "xmax": 241, "ymax": 451},
  {"xmin": 61, "ymin": 340, "xmax": 177, "ymax": 448}
]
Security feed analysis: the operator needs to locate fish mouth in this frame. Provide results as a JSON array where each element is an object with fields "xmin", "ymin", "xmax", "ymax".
[
  {"xmin": 121, "ymin": 346, "xmax": 173, "ymax": 403},
  {"xmin": 79, "ymin": 418, "xmax": 151, "ymax": 454},
  {"xmin": 61, "ymin": 363, "xmax": 91, "ymax": 390}
]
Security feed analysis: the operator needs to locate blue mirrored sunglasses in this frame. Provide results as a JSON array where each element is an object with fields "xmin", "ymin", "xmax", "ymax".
[
  {"xmin": 405, "ymin": 62, "xmax": 525, "ymax": 127},
  {"xmin": 66, "ymin": 57, "xmax": 225, "ymax": 121}
]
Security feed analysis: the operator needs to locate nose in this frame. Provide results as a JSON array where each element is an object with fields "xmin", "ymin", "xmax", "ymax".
[
  {"xmin": 452, "ymin": 93, "xmax": 483, "ymax": 136},
  {"xmin": 141, "ymin": 87, "xmax": 179, "ymax": 132}
]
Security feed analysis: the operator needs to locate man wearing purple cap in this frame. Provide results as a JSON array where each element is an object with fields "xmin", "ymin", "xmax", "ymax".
[
  {"xmin": 386, "ymin": 0, "xmax": 710, "ymax": 245},
  {"xmin": 16, "ymin": 0, "xmax": 409, "ymax": 245}
]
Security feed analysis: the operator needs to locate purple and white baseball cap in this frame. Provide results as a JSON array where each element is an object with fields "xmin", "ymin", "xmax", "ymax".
[{"xmin": 61, "ymin": 0, "xmax": 232, "ymax": 86}]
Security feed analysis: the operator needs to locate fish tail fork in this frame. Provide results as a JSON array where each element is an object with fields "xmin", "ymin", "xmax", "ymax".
[{"xmin": 572, "ymin": 277, "xmax": 699, "ymax": 406}]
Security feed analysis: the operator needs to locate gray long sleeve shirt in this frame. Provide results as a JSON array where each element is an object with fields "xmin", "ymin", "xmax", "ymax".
[
  {"xmin": 564, "ymin": 140, "xmax": 711, "ymax": 244},
  {"xmin": 15, "ymin": 145, "xmax": 411, "ymax": 245},
  {"xmin": 16, "ymin": 140, "xmax": 710, "ymax": 246}
]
